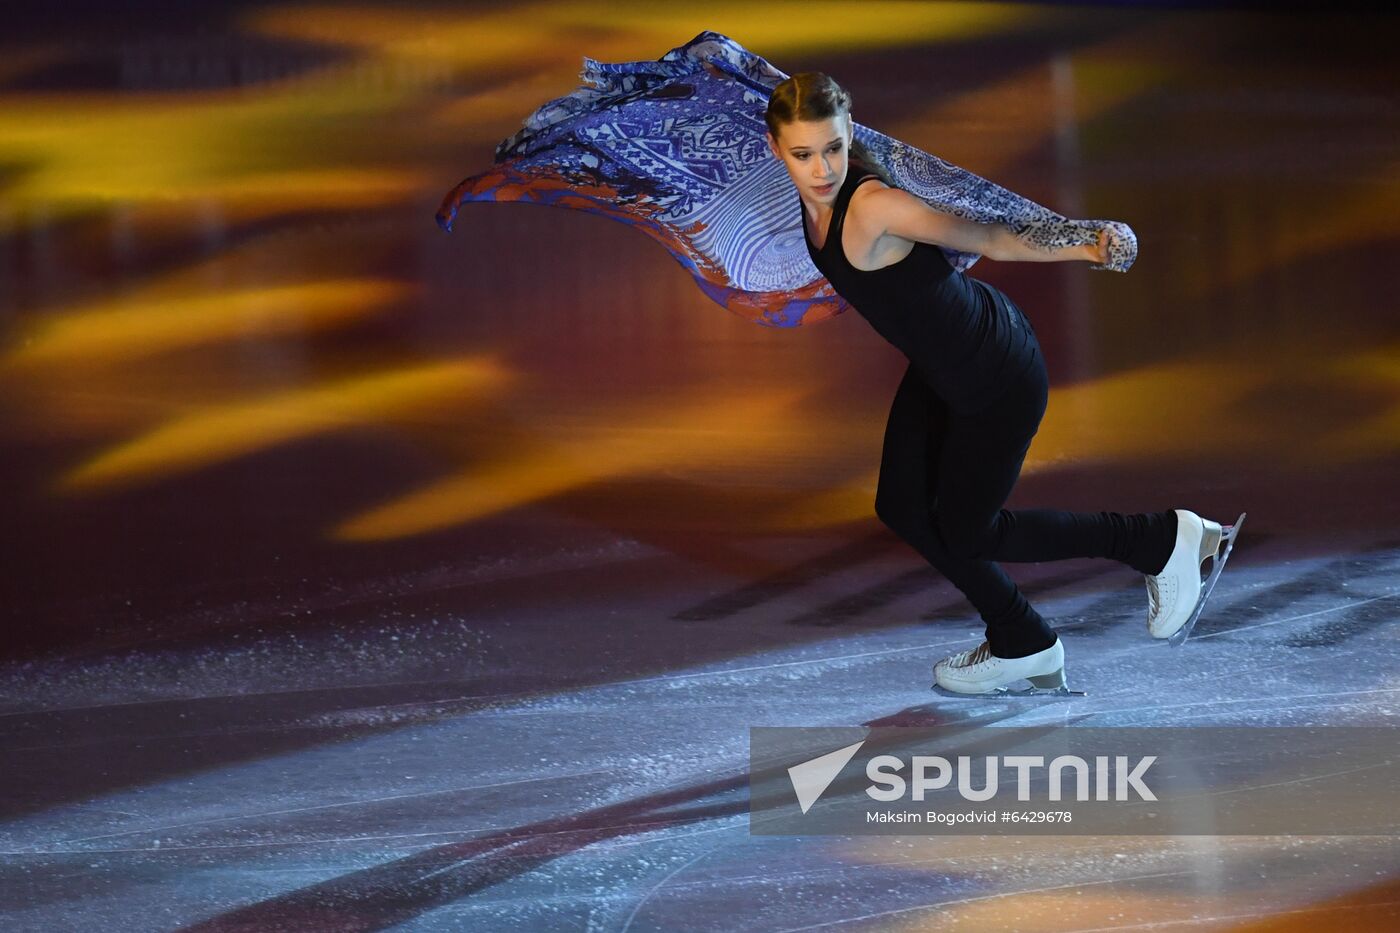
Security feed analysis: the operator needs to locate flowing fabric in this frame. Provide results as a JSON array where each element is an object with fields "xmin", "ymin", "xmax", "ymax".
[{"xmin": 436, "ymin": 30, "xmax": 1138, "ymax": 328}]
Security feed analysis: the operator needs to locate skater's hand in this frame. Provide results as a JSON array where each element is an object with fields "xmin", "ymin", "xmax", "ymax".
[
  {"xmin": 1085, "ymin": 222, "xmax": 1137, "ymax": 272},
  {"xmin": 1089, "ymin": 226, "xmax": 1114, "ymax": 265}
]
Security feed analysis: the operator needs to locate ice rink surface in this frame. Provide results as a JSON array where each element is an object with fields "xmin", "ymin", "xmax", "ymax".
[{"xmin": 3, "ymin": 527, "xmax": 1400, "ymax": 931}]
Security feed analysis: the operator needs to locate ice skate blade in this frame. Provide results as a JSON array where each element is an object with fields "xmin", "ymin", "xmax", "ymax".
[
  {"xmin": 1168, "ymin": 511, "xmax": 1246, "ymax": 648},
  {"xmin": 930, "ymin": 683, "xmax": 1086, "ymax": 699}
]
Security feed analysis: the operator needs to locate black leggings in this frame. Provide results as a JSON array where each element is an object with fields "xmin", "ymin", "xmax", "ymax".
[{"xmin": 874, "ymin": 344, "xmax": 1178, "ymax": 658}]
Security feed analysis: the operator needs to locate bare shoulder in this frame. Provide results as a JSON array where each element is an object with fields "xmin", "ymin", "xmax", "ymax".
[
  {"xmin": 849, "ymin": 174, "xmax": 892, "ymax": 203},
  {"xmin": 855, "ymin": 182, "xmax": 996, "ymax": 255},
  {"xmin": 855, "ymin": 182, "xmax": 921, "ymax": 213},
  {"xmin": 847, "ymin": 178, "xmax": 925, "ymax": 240},
  {"xmin": 846, "ymin": 176, "xmax": 896, "ymax": 226},
  {"xmin": 841, "ymin": 176, "xmax": 917, "ymax": 267}
]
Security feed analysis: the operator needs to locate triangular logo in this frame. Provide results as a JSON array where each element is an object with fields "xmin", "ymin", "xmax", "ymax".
[{"xmin": 787, "ymin": 740, "xmax": 865, "ymax": 814}]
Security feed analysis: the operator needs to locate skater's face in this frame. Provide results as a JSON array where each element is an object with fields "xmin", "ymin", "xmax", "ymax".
[{"xmin": 768, "ymin": 114, "xmax": 853, "ymax": 201}]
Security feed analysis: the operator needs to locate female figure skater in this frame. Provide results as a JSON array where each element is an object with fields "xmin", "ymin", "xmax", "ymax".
[
  {"xmin": 765, "ymin": 73, "xmax": 1240, "ymax": 695},
  {"xmin": 438, "ymin": 33, "xmax": 1245, "ymax": 696}
]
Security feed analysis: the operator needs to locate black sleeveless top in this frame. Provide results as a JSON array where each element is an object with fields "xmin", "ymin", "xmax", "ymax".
[{"xmin": 801, "ymin": 165, "xmax": 1038, "ymax": 413}]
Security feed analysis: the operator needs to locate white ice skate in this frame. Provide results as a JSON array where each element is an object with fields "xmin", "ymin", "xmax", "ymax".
[
  {"xmin": 930, "ymin": 639, "xmax": 1085, "ymax": 697},
  {"xmin": 1146, "ymin": 509, "xmax": 1247, "ymax": 646}
]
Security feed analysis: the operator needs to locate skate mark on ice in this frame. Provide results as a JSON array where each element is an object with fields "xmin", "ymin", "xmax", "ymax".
[
  {"xmin": 632, "ymin": 836, "xmax": 1203, "ymax": 898},
  {"xmin": 997, "ymin": 647, "xmax": 1379, "ymax": 727},
  {"xmin": 1188, "ymin": 539, "xmax": 1400, "ymax": 642},
  {"xmin": 1284, "ymin": 596, "xmax": 1400, "ymax": 647},
  {"xmin": 1281, "ymin": 550, "xmax": 1400, "ymax": 647},
  {"xmin": 1070, "ymin": 685, "xmax": 1400, "ymax": 722},
  {"xmin": 770, "ymin": 869, "xmax": 1194, "ymax": 932},
  {"xmin": 617, "ymin": 842, "xmax": 723, "ymax": 933},
  {"xmin": 597, "ymin": 636, "xmax": 976, "ymax": 686},
  {"xmin": 612, "ymin": 839, "xmax": 1254, "ymax": 931},
  {"xmin": 1184, "ymin": 761, "xmax": 1390, "ymax": 802},
  {"xmin": 1190, "ymin": 590, "xmax": 1400, "ymax": 643},
  {"xmin": 172, "ymin": 713, "xmax": 1027, "ymax": 931},
  {"xmin": 45, "ymin": 766, "xmax": 618, "ymax": 849},
  {"xmin": 11, "ymin": 809, "xmax": 756, "ymax": 859}
]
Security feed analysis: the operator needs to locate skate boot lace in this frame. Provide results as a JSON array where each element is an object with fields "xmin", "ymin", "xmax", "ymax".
[
  {"xmin": 1145, "ymin": 574, "xmax": 1162, "ymax": 621},
  {"xmin": 948, "ymin": 641, "xmax": 994, "ymax": 669}
]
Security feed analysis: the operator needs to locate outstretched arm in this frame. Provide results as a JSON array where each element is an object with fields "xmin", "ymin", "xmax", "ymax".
[{"xmin": 874, "ymin": 187, "xmax": 1105, "ymax": 263}]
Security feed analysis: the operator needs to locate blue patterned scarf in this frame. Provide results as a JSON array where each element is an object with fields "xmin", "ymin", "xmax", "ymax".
[{"xmin": 437, "ymin": 30, "xmax": 1137, "ymax": 327}]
